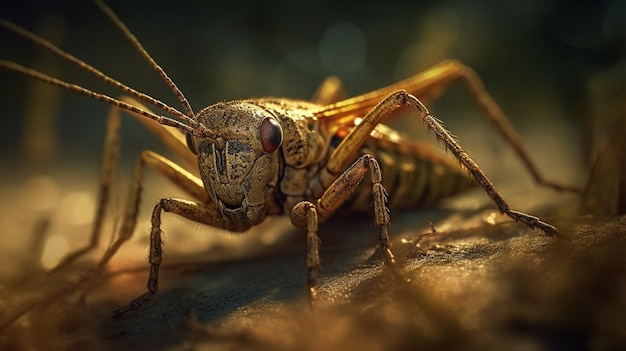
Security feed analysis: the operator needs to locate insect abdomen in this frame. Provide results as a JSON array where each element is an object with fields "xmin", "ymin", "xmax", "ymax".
[{"xmin": 343, "ymin": 124, "xmax": 475, "ymax": 212}]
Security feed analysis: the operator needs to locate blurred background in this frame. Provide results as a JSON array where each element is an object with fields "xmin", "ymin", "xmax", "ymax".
[
  {"xmin": 0, "ymin": 1, "xmax": 625, "ymax": 349},
  {"xmin": 0, "ymin": 0, "xmax": 623, "ymax": 172},
  {"xmin": 0, "ymin": 0, "xmax": 623, "ymax": 269}
]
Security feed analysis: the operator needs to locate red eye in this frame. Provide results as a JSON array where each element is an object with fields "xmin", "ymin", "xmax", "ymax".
[{"xmin": 260, "ymin": 117, "xmax": 283, "ymax": 153}]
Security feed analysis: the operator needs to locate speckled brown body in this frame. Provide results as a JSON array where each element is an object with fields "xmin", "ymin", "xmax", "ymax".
[{"xmin": 245, "ymin": 98, "xmax": 474, "ymax": 217}]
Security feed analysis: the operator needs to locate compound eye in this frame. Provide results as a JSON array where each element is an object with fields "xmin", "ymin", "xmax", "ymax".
[
  {"xmin": 260, "ymin": 117, "xmax": 283, "ymax": 153},
  {"xmin": 186, "ymin": 132, "xmax": 197, "ymax": 155}
]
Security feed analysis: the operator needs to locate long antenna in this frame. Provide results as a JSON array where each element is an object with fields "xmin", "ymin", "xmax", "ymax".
[
  {"xmin": 0, "ymin": 19, "xmax": 195, "ymax": 126},
  {"xmin": 0, "ymin": 60, "xmax": 213, "ymax": 138},
  {"xmin": 92, "ymin": 0, "xmax": 196, "ymax": 120}
]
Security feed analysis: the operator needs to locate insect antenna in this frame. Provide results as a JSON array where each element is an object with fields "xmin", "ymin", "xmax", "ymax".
[
  {"xmin": 0, "ymin": 16, "xmax": 215, "ymax": 138},
  {"xmin": 0, "ymin": 60, "xmax": 202, "ymax": 135},
  {"xmin": 92, "ymin": 0, "xmax": 196, "ymax": 120},
  {"xmin": 0, "ymin": 17, "xmax": 200, "ymax": 124}
]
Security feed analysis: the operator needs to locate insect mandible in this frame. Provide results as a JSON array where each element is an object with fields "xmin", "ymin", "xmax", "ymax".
[{"xmin": 0, "ymin": 0, "xmax": 579, "ymax": 319}]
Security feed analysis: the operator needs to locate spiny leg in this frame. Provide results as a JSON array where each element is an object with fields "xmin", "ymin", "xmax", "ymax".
[
  {"xmin": 291, "ymin": 154, "xmax": 395, "ymax": 303},
  {"xmin": 52, "ymin": 96, "xmax": 200, "ymax": 271},
  {"xmin": 112, "ymin": 198, "xmax": 226, "ymax": 320},
  {"xmin": 97, "ymin": 149, "xmax": 208, "ymax": 269},
  {"xmin": 318, "ymin": 154, "xmax": 395, "ymax": 264},
  {"xmin": 323, "ymin": 90, "xmax": 557, "ymax": 236},
  {"xmin": 7, "ymin": 108, "xmax": 202, "ymax": 324},
  {"xmin": 111, "ymin": 199, "xmax": 166, "ymax": 320},
  {"xmin": 290, "ymin": 202, "xmax": 320, "ymax": 303},
  {"xmin": 408, "ymin": 60, "xmax": 580, "ymax": 193},
  {"xmin": 400, "ymin": 92, "xmax": 558, "ymax": 235},
  {"xmin": 93, "ymin": 98, "xmax": 207, "ymax": 268},
  {"xmin": 315, "ymin": 60, "xmax": 580, "ymax": 193}
]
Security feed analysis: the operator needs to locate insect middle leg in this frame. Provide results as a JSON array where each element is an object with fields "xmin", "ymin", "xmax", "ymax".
[
  {"xmin": 291, "ymin": 154, "xmax": 393, "ymax": 302},
  {"xmin": 320, "ymin": 90, "xmax": 558, "ymax": 236}
]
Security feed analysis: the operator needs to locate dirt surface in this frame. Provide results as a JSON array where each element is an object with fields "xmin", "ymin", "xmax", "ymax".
[{"xmin": 0, "ymin": 168, "xmax": 624, "ymax": 351}]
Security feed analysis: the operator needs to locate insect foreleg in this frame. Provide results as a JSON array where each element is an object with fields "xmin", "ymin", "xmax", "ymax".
[
  {"xmin": 96, "ymin": 149, "xmax": 209, "ymax": 269},
  {"xmin": 111, "ymin": 197, "xmax": 225, "ymax": 319}
]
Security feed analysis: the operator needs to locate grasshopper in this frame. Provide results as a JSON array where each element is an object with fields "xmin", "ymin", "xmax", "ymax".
[{"xmin": 0, "ymin": 0, "xmax": 578, "ymax": 319}]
